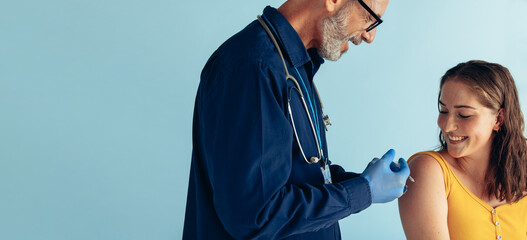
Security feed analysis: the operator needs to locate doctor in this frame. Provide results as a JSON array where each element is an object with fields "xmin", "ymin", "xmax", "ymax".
[{"xmin": 184, "ymin": 0, "xmax": 410, "ymax": 239}]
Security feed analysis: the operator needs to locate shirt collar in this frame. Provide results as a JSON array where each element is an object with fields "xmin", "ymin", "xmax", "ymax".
[{"xmin": 262, "ymin": 6, "xmax": 325, "ymax": 70}]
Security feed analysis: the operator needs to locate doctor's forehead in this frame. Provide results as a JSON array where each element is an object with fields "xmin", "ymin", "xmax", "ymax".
[
  {"xmin": 362, "ymin": 0, "xmax": 389, "ymax": 18},
  {"xmin": 373, "ymin": 0, "xmax": 390, "ymax": 16}
]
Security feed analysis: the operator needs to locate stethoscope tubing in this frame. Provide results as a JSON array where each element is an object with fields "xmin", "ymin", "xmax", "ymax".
[
  {"xmin": 288, "ymin": 87, "xmax": 323, "ymax": 164},
  {"xmin": 257, "ymin": 15, "xmax": 324, "ymax": 164}
]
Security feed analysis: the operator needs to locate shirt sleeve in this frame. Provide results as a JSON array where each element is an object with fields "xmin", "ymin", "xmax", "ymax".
[
  {"xmin": 330, "ymin": 164, "xmax": 361, "ymax": 183},
  {"xmin": 197, "ymin": 58, "xmax": 371, "ymax": 239}
]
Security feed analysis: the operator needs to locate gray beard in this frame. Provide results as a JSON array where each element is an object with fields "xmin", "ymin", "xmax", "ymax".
[{"xmin": 318, "ymin": 3, "xmax": 357, "ymax": 61}]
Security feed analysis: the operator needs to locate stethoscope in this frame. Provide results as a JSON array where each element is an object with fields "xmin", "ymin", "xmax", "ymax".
[{"xmin": 257, "ymin": 15, "xmax": 332, "ymax": 165}]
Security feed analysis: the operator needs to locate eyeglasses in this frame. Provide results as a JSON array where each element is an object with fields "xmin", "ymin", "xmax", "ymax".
[{"xmin": 357, "ymin": 0, "xmax": 383, "ymax": 32}]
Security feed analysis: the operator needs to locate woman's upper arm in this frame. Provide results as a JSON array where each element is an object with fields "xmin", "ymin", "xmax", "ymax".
[{"xmin": 398, "ymin": 154, "xmax": 450, "ymax": 240}]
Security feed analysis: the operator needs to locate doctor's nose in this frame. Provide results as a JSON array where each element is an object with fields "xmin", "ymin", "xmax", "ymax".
[{"xmin": 361, "ymin": 28, "xmax": 376, "ymax": 44}]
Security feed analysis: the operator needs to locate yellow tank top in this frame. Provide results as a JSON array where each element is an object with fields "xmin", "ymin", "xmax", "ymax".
[{"xmin": 409, "ymin": 151, "xmax": 527, "ymax": 240}]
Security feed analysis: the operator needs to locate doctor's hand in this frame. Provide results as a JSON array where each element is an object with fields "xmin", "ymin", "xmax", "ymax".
[{"xmin": 361, "ymin": 149, "xmax": 410, "ymax": 203}]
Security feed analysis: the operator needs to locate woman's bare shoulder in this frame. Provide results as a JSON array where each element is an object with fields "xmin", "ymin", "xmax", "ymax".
[
  {"xmin": 405, "ymin": 151, "xmax": 448, "ymax": 194},
  {"xmin": 408, "ymin": 152, "xmax": 444, "ymax": 175},
  {"xmin": 399, "ymin": 152, "xmax": 450, "ymax": 239}
]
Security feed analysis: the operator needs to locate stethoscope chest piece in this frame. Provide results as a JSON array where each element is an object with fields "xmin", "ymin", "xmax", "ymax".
[{"xmin": 309, "ymin": 157, "xmax": 320, "ymax": 164}]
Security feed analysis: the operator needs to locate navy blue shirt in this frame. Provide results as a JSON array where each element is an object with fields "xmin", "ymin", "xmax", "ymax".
[{"xmin": 184, "ymin": 6, "xmax": 372, "ymax": 240}]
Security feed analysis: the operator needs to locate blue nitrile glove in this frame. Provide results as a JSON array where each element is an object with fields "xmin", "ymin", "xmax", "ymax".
[{"xmin": 361, "ymin": 149, "xmax": 410, "ymax": 203}]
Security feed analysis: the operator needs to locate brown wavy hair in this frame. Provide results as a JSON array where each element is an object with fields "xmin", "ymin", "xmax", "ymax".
[{"xmin": 438, "ymin": 60, "xmax": 527, "ymax": 202}]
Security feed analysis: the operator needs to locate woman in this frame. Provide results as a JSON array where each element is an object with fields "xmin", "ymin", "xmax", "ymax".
[{"xmin": 399, "ymin": 60, "xmax": 527, "ymax": 240}]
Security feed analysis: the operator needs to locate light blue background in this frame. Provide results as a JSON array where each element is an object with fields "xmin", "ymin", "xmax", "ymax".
[{"xmin": 1, "ymin": 0, "xmax": 526, "ymax": 239}]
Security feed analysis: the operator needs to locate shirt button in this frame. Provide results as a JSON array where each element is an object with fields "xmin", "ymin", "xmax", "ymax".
[
  {"xmin": 495, "ymin": 222, "xmax": 500, "ymax": 226},
  {"xmin": 492, "ymin": 209, "xmax": 497, "ymax": 214},
  {"xmin": 497, "ymin": 235, "xmax": 502, "ymax": 239}
]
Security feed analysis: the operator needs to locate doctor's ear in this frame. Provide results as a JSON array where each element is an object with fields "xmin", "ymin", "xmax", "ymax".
[
  {"xmin": 325, "ymin": 0, "xmax": 345, "ymax": 13},
  {"xmin": 493, "ymin": 108, "xmax": 505, "ymax": 132}
]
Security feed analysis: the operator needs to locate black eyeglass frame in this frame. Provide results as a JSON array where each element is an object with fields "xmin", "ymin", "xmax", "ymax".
[{"xmin": 357, "ymin": 0, "xmax": 383, "ymax": 32}]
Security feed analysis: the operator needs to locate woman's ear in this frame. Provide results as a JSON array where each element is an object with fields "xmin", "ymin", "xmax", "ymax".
[{"xmin": 494, "ymin": 108, "xmax": 505, "ymax": 131}]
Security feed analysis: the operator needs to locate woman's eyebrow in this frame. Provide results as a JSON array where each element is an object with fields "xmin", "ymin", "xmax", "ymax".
[{"xmin": 438, "ymin": 100, "xmax": 476, "ymax": 109}]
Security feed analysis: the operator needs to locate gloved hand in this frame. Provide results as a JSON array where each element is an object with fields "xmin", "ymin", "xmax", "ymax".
[{"xmin": 361, "ymin": 149, "xmax": 410, "ymax": 203}]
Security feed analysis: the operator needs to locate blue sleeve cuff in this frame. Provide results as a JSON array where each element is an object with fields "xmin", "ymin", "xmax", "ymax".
[{"xmin": 337, "ymin": 176, "xmax": 372, "ymax": 213}]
